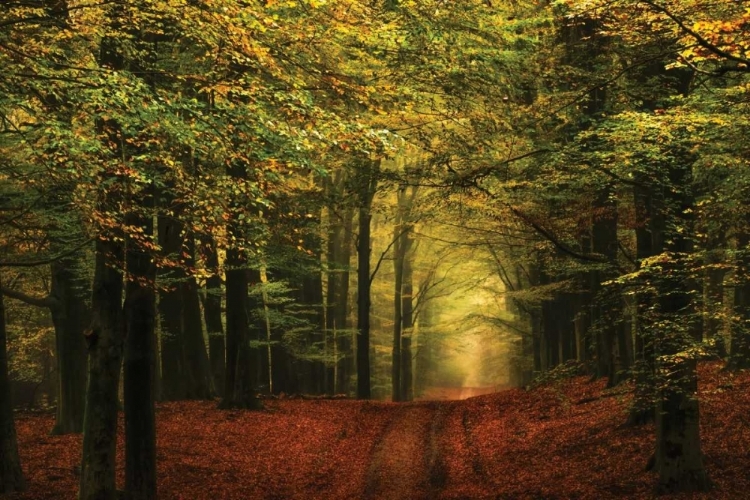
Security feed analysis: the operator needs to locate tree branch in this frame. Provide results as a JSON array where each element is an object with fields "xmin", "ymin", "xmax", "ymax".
[
  {"xmin": 507, "ymin": 205, "xmax": 607, "ymax": 264},
  {"xmin": 0, "ymin": 286, "xmax": 58, "ymax": 309},
  {"xmin": 640, "ymin": 0, "xmax": 750, "ymax": 70},
  {"xmin": 0, "ymin": 238, "xmax": 92, "ymax": 267}
]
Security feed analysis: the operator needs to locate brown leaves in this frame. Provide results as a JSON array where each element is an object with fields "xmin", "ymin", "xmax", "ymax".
[{"xmin": 10, "ymin": 363, "xmax": 750, "ymax": 499}]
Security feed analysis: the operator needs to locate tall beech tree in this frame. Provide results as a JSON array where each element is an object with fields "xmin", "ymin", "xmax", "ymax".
[
  {"xmin": 5, "ymin": 0, "xmax": 750, "ymax": 496},
  {"xmin": 221, "ymin": 162, "xmax": 262, "ymax": 410},
  {"xmin": 0, "ymin": 277, "xmax": 25, "ymax": 493},
  {"xmin": 356, "ymin": 159, "xmax": 380, "ymax": 400},
  {"xmin": 123, "ymin": 195, "xmax": 157, "ymax": 500},
  {"xmin": 392, "ymin": 185, "xmax": 417, "ymax": 402}
]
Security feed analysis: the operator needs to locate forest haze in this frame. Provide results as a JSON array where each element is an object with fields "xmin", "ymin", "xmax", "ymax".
[{"xmin": 2, "ymin": 0, "xmax": 750, "ymax": 498}]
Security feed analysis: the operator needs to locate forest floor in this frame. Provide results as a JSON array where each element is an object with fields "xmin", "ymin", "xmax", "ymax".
[{"xmin": 10, "ymin": 361, "xmax": 750, "ymax": 499}]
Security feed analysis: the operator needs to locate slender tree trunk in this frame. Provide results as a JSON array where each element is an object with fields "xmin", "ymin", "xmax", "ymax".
[
  {"xmin": 222, "ymin": 251, "xmax": 252, "ymax": 407},
  {"xmin": 80, "ymin": 25, "xmax": 127, "ymax": 500},
  {"xmin": 654, "ymin": 158, "xmax": 709, "ymax": 492},
  {"xmin": 79, "ymin": 238, "xmax": 124, "ymax": 500},
  {"xmin": 48, "ymin": 256, "xmax": 89, "ymax": 435},
  {"xmin": 298, "ymin": 256, "xmax": 325, "ymax": 395},
  {"xmin": 0, "ymin": 276, "xmax": 25, "ymax": 493},
  {"xmin": 220, "ymin": 163, "xmax": 261, "ymax": 410},
  {"xmin": 123, "ymin": 206, "xmax": 157, "ymax": 500},
  {"xmin": 591, "ymin": 186, "xmax": 620, "ymax": 386},
  {"xmin": 400, "ymin": 233, "xmax": 414, "ymax": 402},
  {"xmin": 201, "ymin": 236, "xmax": 225, "ymax": 396},
  {"xmin": 704, "ymin": 261, "xmax": 727, "ymax": 357},
  {"xmin": 727, "ymin": 230, "xmax": 750, "ymax": 370},
  {"xmin": 356, "ymin": 159, "xmax": 378, "ymax": 400},
  {"xmin": 182, "ymin": 236, "xmax": 215, "ymax": 399},
  {"xmin": 157, "ymin": 212, "xmax": 186, "ymax": 401},
  {"xmin": 325, "ymin": 189, "xmax": 349, "ymax": 394},
  {"xmin": 627, "ymin": 180, "xmax": 657, "ymax": 426},
  {"xmin": 391, "ymin": 222, "xmax": 403, "ymax": 402}
]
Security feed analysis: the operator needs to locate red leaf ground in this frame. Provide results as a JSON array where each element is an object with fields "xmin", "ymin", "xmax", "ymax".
[{"xmin": 9, "ymin": 362, "xmax": 750, "ymax": 499}]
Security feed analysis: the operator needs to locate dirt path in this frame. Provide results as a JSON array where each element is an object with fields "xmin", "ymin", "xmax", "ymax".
[{"xmin": 364, "ymin": 402, "xmax": 446, "ymax": 500}]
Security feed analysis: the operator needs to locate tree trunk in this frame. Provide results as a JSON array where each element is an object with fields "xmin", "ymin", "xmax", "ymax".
[
  {"xmin": 704, "ymin": 262, "xmax": 727, "ymax": 357},
  {"xmin": 123, "ymin": 207, "xmax": 157, "ymax": 500},
  {"xmin": 391, "ymin": 221, "xmax": 403, "ymax": 402},
  {"xmin": 727, "ymin": 229, "xmax": 750, "ymax": 370},
  {"xmin": 80, "ymin": 26, "xmax": 126, "ymax": 500},
  {"xmin": 220, "ymin": 163, "xmax": 261, "ymax": 410},
  {"xmin": 627, "ymin": 180, "xmax": 657, "ymax": 426},
  {"xmin": 201, "ymin": 235, "xmax": 225, "ymax": 396},
  {"xmin": 325, "ymin": 180, "xmax": 353, "ymax": 395},
  {"xmin": 400, "ymin": 232, "xmax": 414, "ymax": 402},
  {"xmin": 49, "ymin": 256, "xmax": 88, "ymax": 435},
  {"xmin": 79, "ymin": 238, "xmax": 124, "ymax": 500},
  {"xmin": 50, "ymin": 259, "xmax": 90, "ymax": 435},
  {"xmin": 157, "ymin": 213, "xmax": 187, "ymax": 401},
  {"xmin": 181, "ymin": 236, "xmax": 215, "ymax": 399},
  {"xmin": 654, "ymin": 158, "xmax": 709, "ymax": 492},
  {"xmin": 335, "ymin": 206, "xmax": 354, "ymax": 395},
  {"xmin": 0, "ymin": 276, "xmax": 25, "ymax": 493},
  {"xmin": 591, "ymin": 185, "xmax": 620, "ymax": 386},
  {"xmin": 356, "ymin": 160, "xmax": 378, "ymax": 400},
  {"xmin": 299, "ymin": 258, "xmax": 325, "ymax": 395}
]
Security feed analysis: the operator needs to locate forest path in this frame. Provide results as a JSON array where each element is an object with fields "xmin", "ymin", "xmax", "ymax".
[{"xmin": 363, "ymin": 402, "xmax": 447, "ymax": 500}]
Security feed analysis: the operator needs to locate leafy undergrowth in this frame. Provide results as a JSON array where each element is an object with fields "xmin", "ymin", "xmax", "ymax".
[{"xmin": 10, "ymin": 362, "xmax": 750, "ymax": 499}]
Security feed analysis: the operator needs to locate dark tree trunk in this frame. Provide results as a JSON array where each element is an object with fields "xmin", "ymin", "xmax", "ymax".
[
  {"xmin": 157, "ymin": 213, "xmax": 187, "ymax": 401},
  {"xmin": 79, "ymin": 238, "xmax": 124, "ymax": 500},
  {"xmin": 1, "ymin": 258, "xmax": 90, "ymax": 435},
  {"xmin": 123, "ymin": 207, "xmax": 157, "ymax": 500},
  {"xmin": 80, "ymin": 25, "xmax": 126, "ymax": 500},
  {"xmin": 704, "ymin": 262, "xmax": 727, "ymax": 357},
  {"xmin": 220, "ymin": 163, "xmax": 261, "ymax": 410},
  {"xmin": 391, "ymin": 220, "xmax": 404, "ymax": 402},
  {"xmin": 627, "ymin": 180, "xmax": 657, "ymax": 426},
  {"xmin": 182, "ymin": 236, "xmax": 215, "ymax": 399},
  {"xmin": 49, "ymin": 257, "xmax": 89, "ymax": 435},
  {"xmin": 0, "ymin": 277, "xmax": 25, "ymax": 493},
  {"xmin": 298, "ymin": 259, "xmax": 325, "ymax": 395},
  {"xmin": 727, "ymin": 229, "xmax": 750, "ymax": 370},
  {"xmin": 654, "ymin": 158, "xmax": 709, "ymax": 492},
  {"xmin": 221, "ymin": 257, "xmax": 261, "ymax": 409},
  {"xmin": 325, "ymin": 178, "xmax": 353, "ymax": 395},
  {"xmin": 400, "ymin": 234, "xmax": 414, "ymax": 402},
  {"xmin": 392, "ymin": 186, "xmax": 416, "ymax": 402},
  {"xmin": 201, "ymin": 236, "xmax": 226, "ymax": 396},
  {"xmin": 356, "ymin": 160, "xmax": 378, "ymax": 400},
  {"xmin": 591, "ymin": 185, "xmax": 620, "ymax": 387}
]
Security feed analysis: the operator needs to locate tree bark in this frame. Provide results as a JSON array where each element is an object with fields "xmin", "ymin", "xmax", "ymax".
[
  {"xmin": 50, "ymin": 257, "xmax": 89, "ymax": 435},
  {"xmin": 181, "ymin": 235, "xmax": 215, "ymax": 399},
  {"xmin": 328, "ymin": 203, "xmax": 353, "ymax": 396},
  {"xmin": 201, "ymin": 236, "xmax": 226, "ymax": 396},
  {"xmin": 727, "ymin": 229, "xmax": 750, "ymax": 370},
  {"xmin": 356, "ymin": 159, "xmax": 378, "ymax": 400},
  {"xmin": 220, "ymin": 163, "xmax": 261, "ymax": 410},
  {"xmin": 157, "ymin": 212, "xmax": 187, "ymax": 401},
  {"xmin": 654, "ymin": 158, "xmax": 709, "ymax": 492},
  {"xmin": 400, "ymin": 231, "xmax": 414, "ymax": 402},
  {"xmin": 123, "ymin": 206, "xmax": 157, "ymax": 500},
  {"xmin": 591, "ymin": 185, "xmax": 621, "ymax": 386},
  {"xmin": 391, "ymin": 221, "xmax": 403, "ymax": 402},
  {"xmin": 0, "ymin": 276, "xmax": 26, "ymax": 493},
  {"xmin": 79, "ymin": 238, "xmax": 124, "ymax": 500}
]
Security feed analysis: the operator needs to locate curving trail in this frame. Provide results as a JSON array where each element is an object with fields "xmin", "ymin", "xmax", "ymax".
[{"xmin": 364, "ymin": 402, "xmax": 446, "ymax": 500}]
